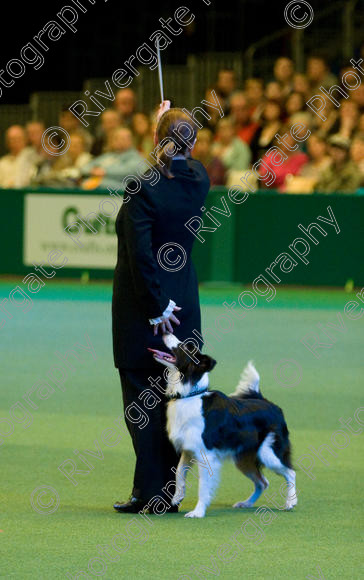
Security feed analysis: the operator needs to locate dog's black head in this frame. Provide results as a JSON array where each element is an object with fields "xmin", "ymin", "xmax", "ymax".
[{"xmin": 148, "ymin": 333, "xmax": 216, "ymax": 389}]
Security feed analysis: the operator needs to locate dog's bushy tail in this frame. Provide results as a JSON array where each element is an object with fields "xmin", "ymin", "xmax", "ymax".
[{"xmin": 230, "ymin": 361, "xmax": 262, "ymax": 399}]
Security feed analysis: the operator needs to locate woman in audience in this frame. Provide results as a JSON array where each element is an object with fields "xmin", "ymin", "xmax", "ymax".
[
  {"xmin": 131, "ymin": 113, "xmax": 154, "ymax": 157},
  {"xmin": 250, "ymin": 100, "xmax": 283, "ymax": 162},
  {"xmin": 259, "ymin": 124, "xmax": 308, "ymax": 192},
  {"xmin": 285, "ymin": 92, "xmax": 312, "ymax": 126},
  {"xmin": 91, "ymin": 109, "xmax": 121, "ymax": 156},
  {"xmin": 265, "ymin": 82, "xmax": 284, "ymax": 104},
  {"xmin": 331, "ymin": 100, "xmax": 360, "ymax": 140},
  {"xmin": 293, "ymin": 73, "xmax": 311, "ymax": 100},
  {"xmin": 192, "ymin": 128, "xmax": 226, "ymax": 186},
  {"xmin": 350, "ymin": 135, "xmax": 364, "ymax": 187},
  {"xmin": 212, "ymin": 117, "xmax": 251, "ymax": 185}
]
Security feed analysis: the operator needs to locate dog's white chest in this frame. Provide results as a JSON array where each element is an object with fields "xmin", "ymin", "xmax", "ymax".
[{"xmin": 166, "ymin": 396, "xmax": 205, "ymax": 453}]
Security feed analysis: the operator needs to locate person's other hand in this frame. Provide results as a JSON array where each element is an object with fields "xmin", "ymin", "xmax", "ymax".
[
  {"xmin": 156, "ymin": 100, "xmax": 171, "ymax": 123},
  {"xmin": 153, "ymin": 305, "xmax": 181, "ymax": 336}
]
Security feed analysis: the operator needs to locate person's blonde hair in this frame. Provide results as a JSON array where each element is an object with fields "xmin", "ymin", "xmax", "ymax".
[{"xmin": 155, "ymin": 108, "xmax": 197, "ymax": 178}]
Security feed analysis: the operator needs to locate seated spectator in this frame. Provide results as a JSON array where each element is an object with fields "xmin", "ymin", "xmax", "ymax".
[
  {"xmin": 0, "ymin": 125, "xmax": 33, "ymax": 187},
  {"xmin": 358, "ymin": 113, "xmax": 364, "ymax": 136},
  {"xmin": 293, "ymin": 73, "xmax": 310, "ymax": 100},
  {"xmin": 250, "ymin": 100, "xmax": 283, "ymax": 162},
  {"xmin": 315, "ymin": 134, "xmax": 361, "ymax": 194},
  {"xmin": 265, "ymin": 82, "xmax": 284, "ymax": 104},
  {"xmin": 59, "ymin": 106, "xmax": 93, "ymax": 152},
  {"xmin": 24, "ymin": 121, "xmax": 45, "ymax": 163},
  {"xmin": 285, "ymin": 92, "xmax": 312, "ymax": 126},
  {"xmin": 306, "ymin": 55, "xmax": 337, "ymax": 96},
  {"xmin": 286, "ymin": 133, "xmax": 331, "ymax": 193},
  {"xmin": 350, "ymin": 135, "xmax": 364, "ymax": 186},
  {"xmin": 114, "ymin": 88, "xmax": 137, "ymax": 127},
  {"xmin": 212, "ymin": 118, "xmax": 251, "ymax": 186},
  {"xmin": 192, "ymin": 128, "xmax": 226, "ymax": 186},
  {"xmin": 260, "ymin": 125, "xmax": 308, "ymax": 192},
  {"xmin": 212, "ymin": 69, "xmax": 237, "ymax": 115},
  {"xmin": 81, "ymin": 127, "xmax": 143, "ymax": 190},
  {"xmin": 230, "ymin": 92, "xmax": 259, "ymax": 145},
  {"xmin": 351, "ymin": 84, "xmax": 364, "ymax": 112},
  {"xmin": 273, "ymin": 57, "xmax": 294, "ymax": 97},
  {"xmin": 50, "ymin": 132, "xmax": 93, "ymax": 184},
  {"xmin": 91, "ymin": 109, "xmax": 121, "ymax": 156},
  {"xmin": 331, "ymin": 101, "xmax": 360, "ymax": 140},
  {"xmin": 311, "ymin": 96, "xmax": 338, "ymax": 136},
  {"xmin": 131, "ymin": 113, "xmax": 154, "ymax": 157},
  {"xmin": 245, "ymin": 78, "xmax": 265, "ymax": 122}
]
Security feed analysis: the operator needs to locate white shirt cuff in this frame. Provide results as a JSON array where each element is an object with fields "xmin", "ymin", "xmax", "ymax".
[{"xmin": 149, "ymin": 299, "xmax": 176, "ymax": 325}]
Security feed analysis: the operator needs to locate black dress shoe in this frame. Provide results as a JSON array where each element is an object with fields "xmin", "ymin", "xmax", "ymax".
[
  {"xmin": 113, "ymin": 496, "xmax": 179, "ymax": 514},
  {"xmin": 113, "ymin": 496, "xmax": 147, "ymax": 513}
]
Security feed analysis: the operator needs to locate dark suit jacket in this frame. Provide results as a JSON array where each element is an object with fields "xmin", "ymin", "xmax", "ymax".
[{"xmin": 112, "ymin": 158, "xmax": 210, "ymax": 369}]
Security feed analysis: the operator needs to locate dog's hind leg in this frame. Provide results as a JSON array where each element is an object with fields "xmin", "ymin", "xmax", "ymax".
[
  {"xmin": 185, "ymin": 451, "xmax": 221, "ymax": 518},
  {"xmin": 257, "ymin": 432, "xmax": 297, "ymax": 510},
  {"xmin": 233, "ymin": 453, "xmax": 269, "ymax": 509},
  {"xmin": 171, "ymin": 451, "xmax": 193, "ymax": 506}
]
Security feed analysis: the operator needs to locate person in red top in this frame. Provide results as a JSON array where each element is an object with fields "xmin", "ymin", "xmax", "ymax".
[
  {"xmin": 259, "ymin": 124, "xmax": 308, "ymax": 192},
  {"xmin": 230, "ymin": 92, "xmax": 259, "ymax": 145}
]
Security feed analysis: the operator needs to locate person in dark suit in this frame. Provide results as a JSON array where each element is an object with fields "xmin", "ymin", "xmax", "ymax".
[{"xmin": 112, "ymin": 102, "xmax": 210, "ymax": 513}]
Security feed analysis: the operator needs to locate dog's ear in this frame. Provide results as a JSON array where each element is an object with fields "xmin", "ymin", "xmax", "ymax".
[{"xmin": 200, "ymin": 355, "xmax": 216, "ymax": 372}]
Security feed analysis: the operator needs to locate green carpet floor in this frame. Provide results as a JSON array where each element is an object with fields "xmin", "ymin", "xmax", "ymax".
[{"xmin": 1, "ymin": 281, "xmax": 363, "ymax": 579}]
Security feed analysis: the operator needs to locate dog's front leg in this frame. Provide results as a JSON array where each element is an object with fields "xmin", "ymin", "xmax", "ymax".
[
  {"xmin": 171, "ymin": 451, "xmax": 192, "ymax": 506},
  {"xmin": 185, "ymin": 452, "xmax": 221, "ymax": 518}
]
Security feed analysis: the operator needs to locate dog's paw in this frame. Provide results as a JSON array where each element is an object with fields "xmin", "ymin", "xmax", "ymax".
[
  {"xmin": 233, "ymin": 500, "xmax": 254, "ymax": 509},
  {"xmin": 284, "ymin": 498, "xmax": 297, "ymax": 511},
  {"xmin": 184, "ymin": 509, "xmax": 205, "ymax": 518},
  {"xmin": 171, "ymin": 494, "xmax": 184, "ymax": 506}
]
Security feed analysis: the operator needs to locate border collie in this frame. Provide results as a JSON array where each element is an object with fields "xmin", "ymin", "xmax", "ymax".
[{"xmin": 148, "ymin": 334, "xmax": 297, "ymax": 518}]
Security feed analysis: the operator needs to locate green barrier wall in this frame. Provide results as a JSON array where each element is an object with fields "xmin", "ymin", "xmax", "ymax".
[{"xmin": 1, "ymin": 188, "xmax": 363, "ymax": 286}]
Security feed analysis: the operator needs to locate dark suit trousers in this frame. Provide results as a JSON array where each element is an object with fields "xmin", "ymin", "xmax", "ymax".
[{"xmin": 118, "ymin": 368, "xmax": 180, "ymax": 502}]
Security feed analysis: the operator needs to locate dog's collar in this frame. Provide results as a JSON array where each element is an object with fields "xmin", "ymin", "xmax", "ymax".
[{"xmin": 168, "ymin": 387, "xmax": 209, "ymax": 400}]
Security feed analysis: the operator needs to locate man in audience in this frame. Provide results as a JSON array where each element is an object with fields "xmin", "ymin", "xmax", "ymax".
[
  {"xmin": 245, "ymin": 78, "xmax": 265, "ymax": 121},
  {"xmin": 273, "ymin": 57, "xmax": 294, "ymax": 97},
  {"xmin": 306, "ymin": 55, "xmax": 337, "ymax": 95},
  {"xmin": 230, "ymin": 92, "xmax": 259, "ymax": 145},
  {"xmin": 114, "ymin": 89, "xmax": 137, "ymax": 127},
  {"xmin": 315, "ymin": 134, "xmax": 361, "ymax": 194},
  {"xmin": 212, "ymin": 117, "xmax": 251, "ymax": 186},
  {"xmin": 59, "ymin": 107, "xmax": 93, "ymax": 152},
  {"xmin": 91, "ymin": 109, "xmax": 121, "ymax": 156},
  {"xmin": 81, "ymin": 127, "xmax": 143, "ymax": 190},
  {"xmin": 0, "ymin": 125, "xmax": 32, "ymax": 187}
]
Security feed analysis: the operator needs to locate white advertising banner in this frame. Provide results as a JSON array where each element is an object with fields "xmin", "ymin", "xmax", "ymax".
[{"xmin": 24, "ymin": 193, "xmax": 121, "ymax": 269}]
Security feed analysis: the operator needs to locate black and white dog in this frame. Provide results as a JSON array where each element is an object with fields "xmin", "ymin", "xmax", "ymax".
[{"xmin": 149, "ymin": 334, "xmax": 297, "ymax": 518}]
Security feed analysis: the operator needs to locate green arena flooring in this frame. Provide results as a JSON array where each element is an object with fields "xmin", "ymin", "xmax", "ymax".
[{"xmin": 1, "ymin": 281, "xmax": 363, "ymax": 579}]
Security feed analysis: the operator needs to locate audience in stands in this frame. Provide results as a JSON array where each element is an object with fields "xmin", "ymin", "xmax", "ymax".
[
  {"xmin": 315, "ymin": 134, "xmax": 361, "ymax": 193},
  {"xmin": 192, "ymin": 128, "xmax": 226, "ymax": 186},
  {"xmin": 81, "ymin": 127, "xmax": 143, "ymax": 190},
  {"xmin": 1, "ymin": 54, "xmax": 363, "ymax": 194}
]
